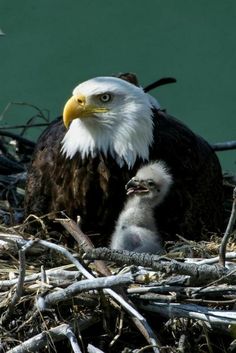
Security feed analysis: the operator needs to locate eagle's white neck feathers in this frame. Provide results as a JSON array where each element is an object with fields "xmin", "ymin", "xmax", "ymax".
[{"xmin": 61, "ymin": 77, "xmax": 159, "ymax": 169}]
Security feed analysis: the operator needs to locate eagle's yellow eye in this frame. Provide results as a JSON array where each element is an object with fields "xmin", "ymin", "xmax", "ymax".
[{"xmin": 99, "ymin": 93, "xmax": 112, "ymax": 103}]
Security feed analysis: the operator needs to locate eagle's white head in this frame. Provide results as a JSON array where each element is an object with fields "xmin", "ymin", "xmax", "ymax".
[{"xmin": 61, "ymin": 76, "xmax": 160, "ymax": 168}]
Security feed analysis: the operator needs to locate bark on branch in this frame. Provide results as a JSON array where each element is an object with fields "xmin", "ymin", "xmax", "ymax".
[{"xmin": 84, "ymin": 247, "xmax": 236, "ymax": 286}]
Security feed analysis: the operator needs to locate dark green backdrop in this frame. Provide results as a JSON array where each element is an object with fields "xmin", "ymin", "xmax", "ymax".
[{"xmin": 1, "ymin": 0, "xmax": 236, "ymax": 171}]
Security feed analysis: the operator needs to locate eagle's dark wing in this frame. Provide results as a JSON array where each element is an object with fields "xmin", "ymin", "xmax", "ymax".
[{"xmin": 149, "ymin": 109, "xmax": 224, "ymax": 238}]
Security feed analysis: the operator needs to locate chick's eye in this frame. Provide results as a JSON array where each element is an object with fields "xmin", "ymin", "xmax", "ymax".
[
  {"xmin": 147, "ymin": 180, "xmax": 155, "ymax": 186},
  {"xmin": 99, "ymin": 93, "xmax": 112, "ymax": 103}
]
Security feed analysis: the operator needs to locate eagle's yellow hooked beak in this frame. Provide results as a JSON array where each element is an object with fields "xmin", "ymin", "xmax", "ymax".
[{"xmin": 63, "ymin": 94, "xmax": 109, "ymax": 129}]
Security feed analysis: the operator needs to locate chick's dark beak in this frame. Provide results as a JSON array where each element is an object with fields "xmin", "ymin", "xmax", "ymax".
[
  {"xmin": 125, "ymin": 179, "xmax": 139, "ymax": 190},
  {"xmin": 125, "ymin": 179, "xmax": 149, "ymax": 196}
]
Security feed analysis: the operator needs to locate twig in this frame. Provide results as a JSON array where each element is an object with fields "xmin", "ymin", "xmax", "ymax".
[
  {"xmin": 6, "ymin": 324, "xmax": 79, "ymax": 353},
  {"xmin": 65, "ymin": 326, "xmax": 83, "ymax": 353},
  {"xmin": 9, "ymin": 250, "xmax": 25, "ymax": 306},
  {"xmin": 1, "ymin": 250, "xmax": 26, "ymax": 324},
  {"xmin": 56, "ymin": 216, "xmax": 111, "ymax": 276},
  {"xmin": 188, "ymin": 252, "xmax": 236, "ymax": 265},
  {"xmin": 135, "ymin": 345, "xmax": 162, "ymax": 353},
  {"xmin": 138, "ymin": 302, "xmax": 236, "ymax": 327},
  {"xmin": 229, "ymin": 339, "xmax": 236, "ymax": 352},
  {"xmin": 219, "ymin": 187, "xmax": 236, "ymax": 266},
  {"xmin": 0, "ymin": 130, "xmax": 35, "ymax": 147},
  {"xmin": 39, "ymin": 274, "xmax": 134, "ymax": 308},
  {"xmin": 144, "ymin": 77, "xmax": 177, "ymax": 93},
  {"xmin": 0, "ymin": 123, "xmax": 50, "ymax": 130},
  {"xmin": 109, "ymin": 311, "xmax": 124, "ymax": 347},
  {"xmin": 0, "ymin": 268, "xmax": 81, "ymax": 290},
  {"xmin": 1, "ymin": 239, "xmax": 40, "ymax": 324},
  {"xmin": 12, "ymin": 211, "xmax": 62, "ymax": 230},
  {"xmin": 212, "ymin": 140, "xmax": 236, "ymax": 151},
  {"xmin": 0, "ymin": 101, "xmax": 49, "ymax": 123},
  {"xmin": 0, "ymin": 155, "xmax": 25, "ymax": 173},
  {"xmin": 128, "ymin": 283, "xmax": 236, "ymax": 298},
  {"xmin": 178, "ymin": 334, "xmax": 187, "ymax": 353},
  {"xmin": 87, "ymin": 344, "xmax": 105, "ymax": 353}
]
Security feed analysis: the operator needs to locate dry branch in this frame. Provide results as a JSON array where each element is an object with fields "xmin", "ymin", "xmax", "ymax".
[
  {"xmin": 0, "ymin": 268, "xmax": 81, "ymax": 290},
  {"xmin": 1, "ymin": 241, "xmax": 36, "ymax": 324},
  {"xmin": 219, "ymin": 187, "xmax": 236, "ymax": 266},
  {"xmin": 2, "ymin": 249, "xmax": 26, "ymax": 323},
  {"xmin": 40, "ymin": 273, "xmax": 134, "ymax": 308},
  {"xmin": 212, "ymin": 140, "xmax": 236, "ymax": 151},
  {"xmin": 84, "ymin": 247, "xmax": 236, "ymax": 285},
  {"xmin": 138, "ymin": 302, "xmax": 236, "ymax": 327},
  {"xmin": 87, "ymin": 344, "xmax": 105, "ymax": 353},
  {"xmin": 0, "ymin": 130, "xmax": 35, "ymax": 148},
  {"xmin": 6, "ymin": 324, "xmax": 81, "ymax": 353},
  {"xmin": 57, "ymin": 216, "xmax": 112, "ymax": 276}
]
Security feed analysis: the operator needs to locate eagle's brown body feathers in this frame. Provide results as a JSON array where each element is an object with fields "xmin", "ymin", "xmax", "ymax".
[{"xmin": 25, "ymin": 116, "xmax": 132, "ymax": 235}]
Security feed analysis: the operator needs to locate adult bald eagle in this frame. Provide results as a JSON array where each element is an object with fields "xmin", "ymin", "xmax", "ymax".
[{"xmin": 25, "ymin": 74, "xmax": 223, "ymax": 241}]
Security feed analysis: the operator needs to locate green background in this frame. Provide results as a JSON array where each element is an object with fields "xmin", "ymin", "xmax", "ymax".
[{"xmin": 1, "ymin": 0, "xmax": 236, "ymax": 171}]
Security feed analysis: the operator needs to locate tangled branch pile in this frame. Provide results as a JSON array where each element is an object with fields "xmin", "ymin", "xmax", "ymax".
[{"xmin": 0, "ymin": 111, "xmax": 236, "ymax": 353}]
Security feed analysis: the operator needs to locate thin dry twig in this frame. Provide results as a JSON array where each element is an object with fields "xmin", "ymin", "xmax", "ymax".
[
  {"xmin": 138, "ymin": 302, "xmax": 236, "ymax": 327},
  {"xmin": 212, "ymin": 140, "xmax": 236, "ymax": 151},
  {"xmin": 0, "ymin": 123, "xmax": 49, "ymax": 130},
  {"xmin": 2, "ymin": 249, "xmax": 25, "ymax": 320},
  {"xmin": 87, "ymin": 344, "xmax": 105, "ymax": 353},
  {"xmin": 0, "ymin": 268, "xmax": 81, "ymax": 290},
  {"xmin": 56, "ymin": 215, "xmax": 111, "ymax": 276},
  {"xmin": 219, "ymin": 187, "xmax": 236, "ymax": 266},
  {"xmin": 0, "ymin": 101, "xmax": 49, "ymax": 123},
  {"xmin": 1, "ymin": 240, "xmax": 36, "ymax": 324},
  {"xmin": 0, "ymin": 130, "xmax": 35, "ymax": 148},
  {"xmin": 6, "ymin": 324, "xmax": 81, "ymax": 353},
  {"xmin": 65, "ymin": 326, "xmax": 83, "ymax": 353}
]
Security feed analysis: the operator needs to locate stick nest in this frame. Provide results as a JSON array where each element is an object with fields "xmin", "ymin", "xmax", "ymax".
[{"xmin": 0, "ymin": 110, "xmax": 236, "ymax": 353}]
